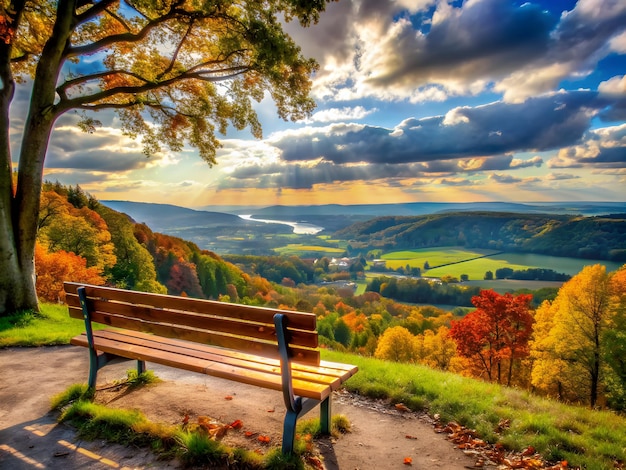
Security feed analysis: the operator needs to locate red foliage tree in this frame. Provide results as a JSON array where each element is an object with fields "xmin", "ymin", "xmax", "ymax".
[
  {"xmin": 449, "ymin": 290, "xmax": 534, "ymax": 385},
  {"xmin": 166, "ymin": 259, "xmax": 203, "ymax": 298}
]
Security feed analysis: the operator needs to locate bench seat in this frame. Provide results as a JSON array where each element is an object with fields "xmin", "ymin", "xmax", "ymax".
[{"xmin": 70, "ymin": 329, "xmax": 355, "ymax": 400}]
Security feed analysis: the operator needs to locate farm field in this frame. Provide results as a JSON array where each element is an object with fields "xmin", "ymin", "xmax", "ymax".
[
  {"xmin": 379, "ymin": 247, "xmax": 623, "ymax": 281},
  {"xmin": 274, "ymin": 243, "xmax": 345, "ymax": 257}
]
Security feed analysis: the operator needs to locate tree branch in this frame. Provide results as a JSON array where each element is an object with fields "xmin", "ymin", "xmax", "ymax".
[
  {"xmin": 57, "ymin": 64, "xmax": 251, "ymax": 112},
  {"xmin": 75, "ymin": 0, "xmax": 125, "ymax": 25},
  {"xmin": 156, "ymin": 18, "xmax": 195, "ymax": 81}
]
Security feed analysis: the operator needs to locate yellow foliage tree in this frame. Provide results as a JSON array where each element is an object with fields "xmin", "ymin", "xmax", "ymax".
[
  {"xmin": 530, "ymin": 264, "xmax": 623, "ymax": 407},
  {"xmin": 418, "ymin": 326, "xmax": 457, "ymax": 370},
  {"xmin": 374, "ymin": 326, "xmax": 419, "ymax": 363}
]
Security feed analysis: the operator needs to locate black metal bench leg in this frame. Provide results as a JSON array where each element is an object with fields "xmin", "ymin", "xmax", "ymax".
[
  {"xmin": 137, "ymin": 360, "xmax": 145, "ymax": 375},
  {"xmin": 282, "ymin": 408, "xmax": 298, "ymax": 454},
  {"xmin": 320, "ymin": 396, "xmax": 331, "ymax": 434},
  {"xmin": 87, "ymin": 349, "xmax": 98, "ymax": 389}
]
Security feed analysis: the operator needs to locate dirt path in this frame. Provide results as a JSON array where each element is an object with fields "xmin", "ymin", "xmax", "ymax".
[{"xmin": 0, "ymin": 346, "xmax": 482, "ymax": 469}]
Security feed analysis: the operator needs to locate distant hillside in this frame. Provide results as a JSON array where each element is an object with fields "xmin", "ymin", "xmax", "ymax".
[
  {"xmin": 335, "ymin": 211, "xmax": 626, "ymax": 261},
  {"xmin": 102, "ymin": 200, "xmax": 246, "ymax": 231},
  {"xmin": 102, "ymin": 200, "xmax": 292, "ymax": 254},
  {"xmin": 250, "ymin": 201, "xmax": 626, "ymax": 218}
]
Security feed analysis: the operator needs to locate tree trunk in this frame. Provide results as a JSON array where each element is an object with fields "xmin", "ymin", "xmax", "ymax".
[
  {"xmin": 0, "ymin": 1, "xmax": 38, "ymax": 315},
  {"xmin": 0, "ymin": 0, "xmax": 75, "ymax": 316}
]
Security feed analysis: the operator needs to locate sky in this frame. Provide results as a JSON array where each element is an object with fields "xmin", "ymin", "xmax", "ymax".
[{"xmin": 11, "ymin": 0, "xmax": 626, "ymax": 208}]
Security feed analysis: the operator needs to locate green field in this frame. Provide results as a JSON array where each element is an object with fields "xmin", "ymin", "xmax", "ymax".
[
  {"xmin": 379, "ymin": 247, "xmax": 623, "ymax": 282},
  {"xmin": 274, "ymin": 243, "xmax": 345, "ymax": 256}
]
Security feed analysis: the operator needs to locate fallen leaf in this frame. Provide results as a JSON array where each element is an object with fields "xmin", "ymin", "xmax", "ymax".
[
  {"xmin": 405, "ymin": 435, "xmax": 418, "ymax": 440},
  {"xmin": 182, "ymin": 414, "xmax": 189, "ymax": 426},
  {"xmin": 224, "ymin": 395, "xmax": 233, "ymax": 400},
  {"xmin": 209, "ymin": 425, "xmax": 229, "ymax": 439},
  {"xmin": 229, "ymin": 419, "xmax": 243, "ymax": 430},
  {"xmin": 521, "ymin": 446, "xmax": 536, "ymax": 457},
  {"xmin": 258, "ymin": 435, "xmax": 271, "ymax": 444},
  {"xmin": 245, "ymin": 431, "xmax": 256, "ymax": 438},
  {"xmin": 395, "ymin": 403, "xmax": 411, "ymax": 412},
  {"xmin": 403, "ymin": 457, "xmax": 413, "ymax": 465},
  {"xmin": 306, "ymin": 455, "xmax": 325, "ymax": 470}
]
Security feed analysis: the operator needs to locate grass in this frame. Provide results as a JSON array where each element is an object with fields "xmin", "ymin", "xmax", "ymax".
[
  {"xmin": 274, "ymin": 243, "xmax": 345, "ymax": 256},
  {"xmin": 0, "ymin": 303, "xmax": 100, "ymax": 347},
  {"xmin": 378, "ymin": 247, "xmax": 621, "ymax": 282},
  {"xmin": 52, "ymin": 381, "xmax": 349, "ymax": 470},
  {"xmin": 322, "ymin": 350, "xmax": 626, "ymax": 470},
  {"xmin": 380, "ymin": 247, "xmax": 530, "ymax": 280}
]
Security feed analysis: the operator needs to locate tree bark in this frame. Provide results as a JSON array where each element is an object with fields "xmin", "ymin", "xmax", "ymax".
[{"xmin": 0, "ymin": 0, "xmax": 75, "ymax": 315}]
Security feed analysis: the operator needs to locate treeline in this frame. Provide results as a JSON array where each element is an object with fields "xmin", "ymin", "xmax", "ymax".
[
  {"xmin": 365, "ymin": 275, "xmax": 559, "ymax": 308},
  {"xmin": 493, "ymin": 267, "xmax": 570, "ymax": 281},
  {"xmin": 367, "ymin": 276, "xmax": 480, "ymax": 307},
  {"xmin": 335, "ymin": 211, "xmax": 626, "ymax": 261},
  {"xmin": 224, "ymin": 254, "xmax": 316, "ymax": 285}
]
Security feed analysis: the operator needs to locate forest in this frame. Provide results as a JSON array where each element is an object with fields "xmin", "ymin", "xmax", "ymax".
[
  {"xmin": 335, "ymin": 212, "xmax": 626, "ymax": 261},
  {"xmin": 34, "ymin": 184, "xmax": 626, "ymax": 412}
]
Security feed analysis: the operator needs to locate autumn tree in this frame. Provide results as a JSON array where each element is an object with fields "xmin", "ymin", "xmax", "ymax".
[
  {"xmin": 38, "ymin": 197, "xmax": 117, "ymax": 271},
  {"xmin": 530, "ymin": 264, "xmax": 624, "ymax": 407},
  {"xmin": 0, "ymin": 0, "xmax": 333, "ymax": 315},
  {"xmin": 449, "ymin": 290, "xmax": 534, "ymax": 385},
  {"xmin": 96, "ymin": 205, "xmax": 166, "ymax": 294},
  {"xmin": 603, "ymin": 265, "xmax": 626, "ymax": 409},
  {"xmin": 417, "ymin": 326, "xmax": 457, "ymax": 370},
  {"xmin": 374, "ymin": 326, "xmax": 419, "ymax": 363},
  {"xmin": 34, "ymin": 242, "xmax": 105, "ymax": 303}
]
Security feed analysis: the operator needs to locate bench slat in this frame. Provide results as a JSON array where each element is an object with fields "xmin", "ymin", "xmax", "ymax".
[
  {"xmin": 70, "ymin": 332, "xmax": 331, "ymax": 400},
  {"xmin": 65, "ymin": 282, "xmax": 316, "ymax": 331},
  {"xmin": 85, "ymin": 330, "xmax": 343, "ymax": 389},
  {"xmin": 66, "ymin": 297, "xmax": 318, "ymax": 348},
  {"xmin": 95, "ymin": 329, "xmax": 353, "ymax": 384},
  {"xmin": 70, "ymin": 307, "xmax": 320, "ymax": 365}
]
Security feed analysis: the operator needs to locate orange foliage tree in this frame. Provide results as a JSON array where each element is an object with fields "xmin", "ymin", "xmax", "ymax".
[
  {"xmin": 449, "ymin": 290, "xmax": 534, "ymax": 385},
  {"xmin": 35, "ymin": 243, "xmax": 105, "ymax": 303}
]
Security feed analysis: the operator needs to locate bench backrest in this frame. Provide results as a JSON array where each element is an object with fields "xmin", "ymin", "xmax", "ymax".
[{"xmin": 64, "ymin": 282, "xmax": 320, "ymax": 365}]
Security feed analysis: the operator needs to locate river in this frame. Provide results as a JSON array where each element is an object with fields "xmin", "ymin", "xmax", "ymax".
[{"xmin": 238, "ymin": 215, "xmax": 324, "ymax": 235}]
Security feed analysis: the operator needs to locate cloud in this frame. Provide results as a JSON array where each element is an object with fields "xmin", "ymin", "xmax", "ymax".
[
  {"xmin": 302, "ymin": 106, "xmax": 377, "ymax": 123},
  {"xmin": 271, "ymin": 91, "xmax": 608, "ymax": 165},
  {"xmin": 45, "ymin": 125, "xmax": 178, "ymax": 172},
  {"xmin": 496, "ymin": 0, "xmax": 626, "ymax": 102},
  {"xmin": 216, "ymin": 152, "xmax": 544, "ymax": 192},
  {"xmin": 599, "ymin": 75, "xmax": 626, "ymax": 96},
  {"xmin": 489, "ymin": 173, "xmax": 541, "ymax": 185},
  {"xmin": 546, "ymin": 172, "xmax": 580, "ymax": 181},
  {"xmin": 297, "ymin": 0, "xmax": 626, "ymax": 104},
  {"xmin": 548, "ymin": 123, "xmax": 626, "ymax": 169}
]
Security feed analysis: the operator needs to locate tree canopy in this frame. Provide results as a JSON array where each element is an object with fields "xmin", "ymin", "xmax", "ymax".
[{"xmin": 0, "ymin": 0, "xmax": 333, "ymax": 315}]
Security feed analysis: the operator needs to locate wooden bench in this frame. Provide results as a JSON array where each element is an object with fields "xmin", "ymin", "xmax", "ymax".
[{"xmin": 64, "ymin": 282, "xmax": 358, "ymax": 454}]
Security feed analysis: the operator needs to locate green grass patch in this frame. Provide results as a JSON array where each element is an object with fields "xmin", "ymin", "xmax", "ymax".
[
  {"xmin": 274, "ymin": 244, "xmax": 345, "ymax": 256},
  {"xmin": 322, "ymin": 350, "xmax": 626, "ymax": 469},
  {"xmin": 425, "ymin": 257, "xmax": 530, "ymax": 280},
  {"xmin": 382, "ymin": 247, "xmax": 496, "ymax": 265},
  {"xmin": 0, "ymin": 303, "xmax": 100, "ymax": 347},
  {"xmin": 53, "ymin": 382, "xmax": 344, "ymax": 469}
]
